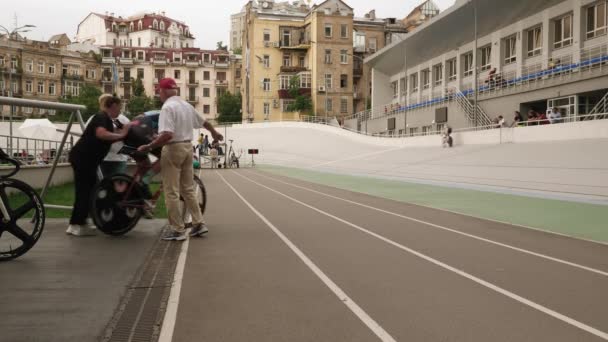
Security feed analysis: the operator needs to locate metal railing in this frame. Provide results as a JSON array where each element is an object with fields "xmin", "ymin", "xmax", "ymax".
[{"xmin": 0, "ymin": 135, "xmax": 72, "ymax": 165}]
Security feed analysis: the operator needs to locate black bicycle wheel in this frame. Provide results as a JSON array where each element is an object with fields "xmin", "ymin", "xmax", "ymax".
[
  {"xmin": 181, "ymin": 175, "xmax": 207, "ymax": 226},
  {"xmin": 90, "ymin": 174, "xmax": 143, "ymax": 236},
  {"xmin": 0, "ymin": 179, "xmax": 45, "ymax": 261}
]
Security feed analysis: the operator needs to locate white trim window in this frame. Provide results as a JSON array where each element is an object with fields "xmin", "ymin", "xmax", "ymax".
[
  {"xmin": 392, "ymin": 81, "xmax": 398, "ymax": 98},
  {"xmin": 283, "ymin": 53, "xmax": 291, "ymax": 67},
  {"xmin": 325, "ymin": 98, "xmax": 333, "ymax": 112},
  {"xmin": 24, "ymin": 107, "xmax": 33, "ymax": 114},
  {"xmin": 447, "ymin": 58, "xmax": 457, "ymax": 81},
  {"xmin": 340, "ymin": 24, "xmax": 348, "ymax": 39},
  {"xmin": 463, "ymin": 52, "xmax": 474, "ymax": 77},
  {"xmin": 263, "ymin": 55, "xmax": 270, "ymax": 68},
  {"xmin": 0, "ymin": 56, "xmax": 4, "ymax": 66},
  {"xmin": 527, "ymin": 26, "xmax": 542, "ymax": 57},
  {"xmin": 38, "ymin": 61, "xmax": 45, "ymax": 74},
  {"xmin": 504, "ymin": 35, "xmax": 517, "ymax": 64},
  {"xmin": 26, "ymin": 60, "xmax": 34, "ymax": 72},
  {"xmin": 48, "ymin": 64, "xmax": 56, "ymax": 75},
  {"xmin": 422, "ymin": 69, "xmax": 430, "ymax": 89},
  {"xmin": 340, "ymin": 97, "xmax": 348, "ymax": 114},
  {"xmin": 480, "ymin": 46, "xmax": 491, "ymax": 71},
  {"xmin": 262, "ymin": 78, "xmax": 271, "ymax": 92},
  {"xmin": 433, "ymin": 64, "xmax": 443, "ymax": 86},
  {"xmin": 37, "ymin": 81, "xmax": 44, "ymax": 94},
  {"xmin": 586, "ymin": 1, "xmax": 607, "ymax": 39},
  {"xmin": 554, "ymin": 14, "xmax": 573, "ymax": 49},
  {"xmin": 300, "ymin": 72, "xmax": 311, "ymax": 88},
  {"xmin": 410, "ymin": 73, "xmax": 419, "ymax": 93},
  {"xmin": 25, "ymin": 80, "xmax": 33, "ymax": 93},
  {"xmin": 325, "ymin": 49, "xmax": 332, "ymax": 64},
  {"xmin": 49, "ymin": 82, "xmax": 56, "ymax": 96},
  {"xmin": 369, "ymin": 38, "xmax": 377, "ymax": 53},
  {"xmin": 324, "ymin": 73, "xmax": 332, "ymax": 89},
  {"xmin": 279, "ymin": 75, "xmax": 291, "ymax": 90},
  {"xmin": 263, "ymin": 29, "xmax": 271, "ymax": 42},
  {"xmin": 324, "ymin": 24, "xmax": 333, "ymax": 38},
  {"xmin": 282, "ymin": 99, "xmax": 295, "ymax": 112},
  {"xmin": 263, "ymin": 102, "xmax": 270, "ymax": 120},
  {"xmin": 340, "ymin": 49, "xmax": 348, "ymax": 64}
]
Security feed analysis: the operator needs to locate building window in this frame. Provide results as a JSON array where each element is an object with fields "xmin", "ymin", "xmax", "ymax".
[
  {"xmin": 38, "ymin": 61, "xmax": 45, "ymax": 74},
  {"xmin": 526, "ymin": 26, "xmax": 542, "ymax": 57},
  {"xmin": 340, "ymin": 50, "xmax": 348, "ymax": 64},
  {"xmin": 300, "ymin": 72, "xmax": 311, "ymax": 88},
  {"xmin": 263, "ymin": 55, "xmax": 270, "ymax": 68},
  {"xmin": 282, "ymin": 29, "xmax": 291, "ymax": 46},
  {"xmin": 25, "ymin": 80, "xmax": 33, "ymax": 93},
  {"xmin": 340, "ymin": 74, "xmax": 348, "ymax": 88},
  {"xmin": 48, "ymin": 109, "xmax": 56, "ymax": 116},
  {"xmin": 279, "ymin": 75, "xmax": 291, "ymax": 90},
  {"xmin": 433, "ymin": 64, "xmax": 443, "ymax": 86},
  {"xmin": 153, "ymin": 19, "xmax": 159, "ymax": 30},
  {"xmin": 137, "ymin": 37, "xmax": 141, "ymax": 47},
  {"xmin": 11, "ymin": 57, "xmax": 18, "ymax": 69},
  {"xmin": 325, "ymin": 98, "xmax": 333, "ymax": 112},
  {"xmin": 340, "ymin": 24, "xmax": 348, "ymax": 38},
  {"xmin": 283, "ymin": 53, "xmax": 291, "ymax": 67},
  {"xmin": 263, "ymin": 78, "xmax": 271, "ymax": 92},
  {"xmin": 422, "ymin": 69, "xmax": 430, "ymax": 89},
  {"xmin": 86, "ymin": 69, "xmax": 96, "ymax": 79},
  {"xmin": 263, "ymin": 102, "xmax": 270, "ymax": 120},
  {"xmin": 587, "ymin": 2, "xmax": 607, "ymax": 39},
  {"xmin": 463, "ymin": 52, "xmax": 474, "ymax": 77},
  {"xmin": 174, "ymin": 70, "xmax": 181, "ymax": 79},
  {"xmin": 138, "ymin": 21, "xmax": 143, "ymax": 30},
  {"xmin": 340, "ymin": 97, "xmax": 348, "ymax": 113},
  {"xmin": 504, "ymin": 35, "xmax": 517, "ymax": 64},
  {"xmin": 282, "ymin": 99, "xmax": 295, "ymax": 112},
  {"xmin": 203, "ymin": 54, "xmax": 211, "ymax": 63},
  {"xmin": 49, "ymin": 82, "xmax": 56, "ymax": 95},
  {"xmin": 137, "ymin": 68, "xmax": 144, "ymax": 79},
  {"xmin": 369, "ymin": 38, "xmax": 377, "ymax": 53},
  {"xmin": 554, "ymin": 14, "xmax": 573, "ymax": 48},
  {"xmin": 37, "ymin": 82, "xmax": 44, "ymax": 94},
  {"xmin": 410, "ymin": 73, "xmax": 418, "ymax": 93},
  {"xmin": 447, "ymin": 59, "xmax": 457, "ymax": 81},
  {"xmin": 263, "ymin": 29, "xmax": 271, "ymax": 42},
  {"xmin": 480, "ymin": 46, "xmax": 491, "ymax": 71},
  {"xmin": 159, "ymin": 21, "xmax": 165, "ymax": 31},
  {"xmin": 324, "ymin": 50, "xmax": 332, "ymax": 64},
  {"xmin": 325, "ymin": 24, "xmax": 333, "ymax": 38},
  {"xmin": 26, "ymin": 60, "xmax": 33, "ymax": 72},
  {"xmin": 298, "ymin": 55, "xmax": 305, "ymax": 67},
  {"xmin": 204, "ymin": 71, "xmax": 210, "ymax": 80},
  {"xmin": 203, "ymin": 88, "xmax": 210, "ymax": 97},
  {"xmin": 48, "ymin": 64, "xmax": 56, "ymax": 75},
  {"xmin": 324, "ymin": 73, "xmax": 332, "ymax": 89},
  {"xmin": 24, "ymin": 107, "xmax": 33, "ymax": 114},
  {"xmin": 0, "ymin": 56, "xmax": 4, "ymax": 66},
  {"xmin": 203, "ymin": 105, "xmax": 210, "ymax": 114}
]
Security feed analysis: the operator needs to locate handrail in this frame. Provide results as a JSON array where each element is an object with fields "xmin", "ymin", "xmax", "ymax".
[{"xmin": 0, "ymin": 96, "xmax": 86, "ymax": 111}]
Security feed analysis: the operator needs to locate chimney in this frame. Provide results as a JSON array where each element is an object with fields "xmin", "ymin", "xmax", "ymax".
[
  {"xmin": 369, "ymin": 10, "xmax": 376, "ymax": 20},
  {"xmin": 161, "ymin": 11, "xmax": 166, "ymax": 16},
  {"xmin": 110, "ymin": 12, "xmax": 115, "ymax": 17}
]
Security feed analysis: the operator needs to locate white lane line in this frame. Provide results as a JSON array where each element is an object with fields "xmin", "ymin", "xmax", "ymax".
[
  {"xmin": 248, "ymin": 171, "xmax": 608, "ymax": 278},
  {"xmin": 217, "ymin": 171, "xmax": 396, "ymax": 342},
  {"xmin": 158, "ymin": 168, "xmax": 203, "ymax": 342},
  {"xmin": 233, "ymin": 170, "xmax": 608, "ymax": 341}
]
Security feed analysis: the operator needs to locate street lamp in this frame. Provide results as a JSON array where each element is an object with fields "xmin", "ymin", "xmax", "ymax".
[{"xmin": 0, "ymin": 24, "xmax": 36, "ymax": 155}]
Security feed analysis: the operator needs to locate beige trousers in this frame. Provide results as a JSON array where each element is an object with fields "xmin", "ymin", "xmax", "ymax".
[{"xmin": 161, "ymin": 143, "xmax": 204, "ymax": 233}]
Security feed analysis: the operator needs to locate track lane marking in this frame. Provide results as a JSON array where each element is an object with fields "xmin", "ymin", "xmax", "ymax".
[
  {"xmin": 217, "ymin": 171, "xmax": 397, "ymax": 342},
  {"xmin": 233, "ymin": 170, "xmax": 608, "ymax": 341},
  {"xmin": 246, "ymin": 170, "xmax": 608, "ymax": 277}
]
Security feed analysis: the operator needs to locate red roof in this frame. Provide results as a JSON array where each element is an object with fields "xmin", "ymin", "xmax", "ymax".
[{"xmin": 94, "ymin": 12, "xmax": 194, "ymax": 38}]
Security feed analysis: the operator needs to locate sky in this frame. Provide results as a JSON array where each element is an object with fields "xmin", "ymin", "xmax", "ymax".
[{"xmin": 3, "ymin": 0, "xmax": 455, "ymax": 49}]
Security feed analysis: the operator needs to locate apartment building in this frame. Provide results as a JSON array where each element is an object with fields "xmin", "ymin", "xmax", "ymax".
[
  {"xmin": 20, "ymin": 41, "xmax": 63, "ymax": 117},
  {"xmin": 231, "ymin": 10, "xmax": 247, "ymax": 51},
  {"xmin": 355, "ymin": 0, "xmax": 608, "ymax": 136}
]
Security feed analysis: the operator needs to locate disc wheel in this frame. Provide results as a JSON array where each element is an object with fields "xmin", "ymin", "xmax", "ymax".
[
  {"xmin": 182, "ymin": 175, "xmax": 207, "ymax": 226},
  {"xmin": 0, "ymin": 179, "xmax": 45, "ymax": 261},
  {"xmin": 91, "ymin": 174, "xmax": 143, "ymax": 236}
]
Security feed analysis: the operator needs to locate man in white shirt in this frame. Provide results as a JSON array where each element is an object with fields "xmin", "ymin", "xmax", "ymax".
[{"xmin": 138, "ymin": 78, "xmax": 223, "ymax": 241}]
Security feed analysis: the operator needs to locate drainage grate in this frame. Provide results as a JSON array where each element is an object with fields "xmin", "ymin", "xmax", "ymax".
[{"xmin": 100, "ymin": 229, "xmax": 181, "ymax": 342}]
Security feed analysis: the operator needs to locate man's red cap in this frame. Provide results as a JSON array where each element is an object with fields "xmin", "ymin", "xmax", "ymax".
[{"xmin": 157, "ymin": 78, "xmax": 178, "ymax": 90}]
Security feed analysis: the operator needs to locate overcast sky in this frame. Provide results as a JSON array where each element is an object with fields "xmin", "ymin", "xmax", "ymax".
[{"xmin": 4, "ymin": 0, "xmax": 455, "ymax": 49}]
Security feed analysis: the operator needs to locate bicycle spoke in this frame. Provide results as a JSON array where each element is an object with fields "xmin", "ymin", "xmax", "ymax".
[
  {"xmin": 12, "ymin": 201, "xmax": 36, "ymax": 220},
  {"xmin": 7, "ymin": 224, "xmax": 35, "ymax": 246}
]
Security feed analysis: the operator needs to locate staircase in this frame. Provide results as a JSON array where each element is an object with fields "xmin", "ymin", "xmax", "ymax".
[
  {"xmin": 586, "ymin": 90, "xmax": 608, "ymax": 120},
  {"xmin": 452, "ymin": 88, "xmax": 493, "ymax": 127}
]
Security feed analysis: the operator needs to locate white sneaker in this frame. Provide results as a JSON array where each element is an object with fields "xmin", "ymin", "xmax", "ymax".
[{"xmin": 67, "ymin": 225, "xmax": 97, "ymax": 237}]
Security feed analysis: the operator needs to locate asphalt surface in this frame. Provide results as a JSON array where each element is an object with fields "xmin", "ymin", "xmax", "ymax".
[
  {"xmin": 0, "ymin": 219, "xmax": 164, "ymax": 342},
  {"xmin": 172, "ymin": 169, "xmax": 608, "ymax": 342}
]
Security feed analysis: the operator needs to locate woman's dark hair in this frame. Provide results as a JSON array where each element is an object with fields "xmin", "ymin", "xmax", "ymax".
[{"xmin": 100, "ymin": 95, "xmax": 122, "ymax": 111}]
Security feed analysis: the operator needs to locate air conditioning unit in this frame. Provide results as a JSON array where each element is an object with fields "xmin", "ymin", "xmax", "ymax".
[
  {"xmin": 318, "ymin": 86, "xmax": 326, "ymax": 92},
  {"xmin": 263, "ymin": 42, "xmax": 271, "ymax": 48},
  {"xmin": 272, "ymin": 42, "xmax": 280, "ymax": 48}
]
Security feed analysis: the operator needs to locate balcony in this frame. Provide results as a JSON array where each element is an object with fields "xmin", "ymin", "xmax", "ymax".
[
  {"xmin": 214, "ymin": 61, "xmax": 229, "ymax": 68},
  {"xmin": 280, "ymin": 66, "xmax": 308, "ymax": 73},
  {"xmin": 151, "ymin": 58, "xmax": 168, "ymax": 66},
  {"xmin": 102, "ymin": 57, "xmax": 116, "ymax": 64},
  {"xmin": 171, "ymin": 60, "xmax": 183, "ymax": 66},
  {"xmin": 120, "ymin": 57, "xmax": 133, "ymax": 65},
  {"xmin": 215, "ymin": 79, "xmax": 228, "ymax": 87},
  {"xmin": 121, "ymin": 77, "xmax": 132, "ymax": 84},
  {"xmin": 187, "ymin": 79, "xmax": 199, "ymax": 86},
  {"xmin": 102, "ymin": 77, "xmax": 113, "ymax": 84},
  {"xmin": 185, "ymin": 60, "xmax": 200, "ymax": 67},
  {"xmin": 278, "ymin": 39, "xmax": 311, "ymax": 50},
  {"xmin": 186, "ymin": 96, "xmax": 199, "ymax": 104},
  {"xmin": 64, "ymin": 74, "xmax": 84, "ymax": 81},
  {"xmin": 278, "ymin": 88, "xmax": 311, "ymax": 99}
]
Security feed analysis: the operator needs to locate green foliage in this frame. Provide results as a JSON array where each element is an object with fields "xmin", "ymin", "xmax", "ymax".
[
  {"xmin": 285, "ymin": 76, "xmax": 312, "ymax": 113},
  {"xmin": 217, "ymin": 91, "xmax": 242, "ymax": 123},
  {"xmin": 125, "ymin": 77, "xmax": 156, "ymax": 116},
  {"xmin": 132, "ymin": 77, "xmax": 146, "ymax": 97},
  {"xmin": 216, "ymin": 41, "xmax": 228, "ymax": 51},
  {"xmin": 233, "ymin": 47, "xmax": 242, "ymax": 55},
  {"xmin": 56, "ymin": 84, "xmax": 103, "ymax": 122}
]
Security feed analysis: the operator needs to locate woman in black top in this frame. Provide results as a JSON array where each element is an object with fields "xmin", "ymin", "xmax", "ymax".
[{"xmin": 67, "ymin": 95, "xmax": 129, "ymax": 236}]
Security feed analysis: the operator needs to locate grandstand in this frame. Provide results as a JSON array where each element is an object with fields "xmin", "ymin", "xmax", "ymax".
[{"xmin": 350, "ymin": 0, "xmax": 608, "ymax": 136}]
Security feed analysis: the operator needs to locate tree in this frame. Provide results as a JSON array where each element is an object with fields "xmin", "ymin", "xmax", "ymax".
[
  {"xmin": 285, "ymin": 76, "xmax": 313, "ymax": 114},
  {"xmin": 216, "ymin": 41, "xmax": 228, "ymax": 51},
  {"xmin": 217, "ymin": 92, "xmax": 242, "ymax": 123},
  {"xmin": 56, "ymin": 84, "xmax": 103, "ymax": 122},
  {"xmin": 132, "ymin": 77, "xmax": 146, "ymax": 97},
  {"xmin": 233, "ymin": 47, "xmax": 242, "ymax": 55},
  {"xmin": 126, "ymin": 77, "xmax": 156, "ymax": 115}
]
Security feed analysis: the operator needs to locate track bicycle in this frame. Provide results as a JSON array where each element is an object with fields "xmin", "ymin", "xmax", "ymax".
[
  {"xmin": 0, "ymin": 148, "xmax": 45, "ymax": 261},
  {"xmin": 90, "ymin": 146, "xmax": 207, "ymax": 236}
]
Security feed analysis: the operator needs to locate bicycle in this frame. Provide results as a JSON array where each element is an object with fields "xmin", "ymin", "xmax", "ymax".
[
  {"xmin": 90, "ymin": 146, "xmax": 207, "ymax": 236},
  {"xmin": 226, "ymin": 140, "xmax": 241, "ymax": 169},
  {"xmin": 0, "ymin": 148, "xmax": 45, "ymax": 261}
]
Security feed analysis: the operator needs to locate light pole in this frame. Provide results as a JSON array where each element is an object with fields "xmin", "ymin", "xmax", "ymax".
[{"xmin": 0, "ymin": 24, "xmax": 36, "ymax": 155}]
